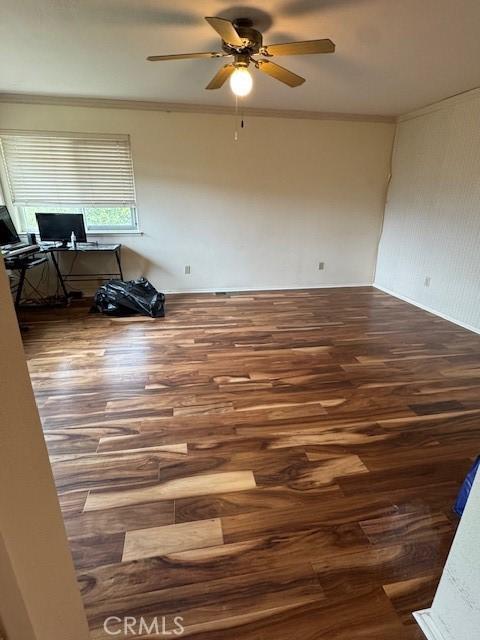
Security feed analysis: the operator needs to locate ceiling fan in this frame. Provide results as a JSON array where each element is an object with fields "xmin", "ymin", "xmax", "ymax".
[{"xmin": 147, "ymin": 16, "xmax": 335, "ymax": 97}]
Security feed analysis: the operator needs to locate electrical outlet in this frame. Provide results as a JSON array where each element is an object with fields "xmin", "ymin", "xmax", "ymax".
[
  {"xmin": 184, "ymin": 265, "xmax": 191, "ymax": 275},
  {"xmin": 318, "ymin": 262, "xmax": 325, "ymax": 271},
  {"xmin": 424, "ymin": 276, "xmax": 431, "ymax": 287}
]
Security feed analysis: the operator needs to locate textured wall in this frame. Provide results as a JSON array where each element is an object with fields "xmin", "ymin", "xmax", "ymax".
[
  {"xmin": 425, "ymin": 472, "xmax": 480, "ymax": 639},
  {"xmin": 0, "ymin": 102, "xmax": 394, "ymax": 293},
  {"xmin": 375, "ymin": 90, "xmax": 480, "ymax": 332}
]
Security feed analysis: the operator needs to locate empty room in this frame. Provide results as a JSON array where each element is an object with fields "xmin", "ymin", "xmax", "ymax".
[{"xmin": 1, "ymin": 1, "xmax": 480, "ymax": 639}]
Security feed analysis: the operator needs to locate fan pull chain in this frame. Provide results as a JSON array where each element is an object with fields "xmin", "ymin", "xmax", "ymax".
[
  {"xmin": 234, "ymin": 95, "xmax": 239, "ymax": 141},
  {"xmin": 233, "ymin": 97, "xmax": 246, "ymax": 142}
]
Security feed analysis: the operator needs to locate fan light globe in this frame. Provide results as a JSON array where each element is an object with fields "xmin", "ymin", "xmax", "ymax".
[{"xmin": 230, "ymin": 67, "xmax": 253, "ymax": 97}]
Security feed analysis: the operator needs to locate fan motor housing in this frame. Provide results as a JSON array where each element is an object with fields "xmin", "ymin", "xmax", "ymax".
[
  {"xmin": 233, "ymin": 53, "xmax": 250, "ymax": 68},
  {"xmin": 222, "ymin": 18, "xmax": 263, "ymax": 55}
]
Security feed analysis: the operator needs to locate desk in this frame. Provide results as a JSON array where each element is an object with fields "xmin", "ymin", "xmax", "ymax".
[
  {"xmin": 40, "ymin": 243, "xmax": 123, "ymax": 298},
  {"xmin": 4, "ymin": 253, "xmax": 49, "ymax": 308}
]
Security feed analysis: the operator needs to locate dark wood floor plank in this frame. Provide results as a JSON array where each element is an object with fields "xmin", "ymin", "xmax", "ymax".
[
  {"xmin": 314, "ymin": 534, "xmax": 452, "ymax": 588},
  {"xmin": 174, "ymin": 485, "xmax": 344, "ymax": 522},
  {"xmin": 86, "ymin": 563, "xmax": 324, "ymax": 638},
  {"xmin": 359, "ymin": 511, "xmax": 455, "ymax": 545},
  {"xmin": 78, "ymin": 529, "xmax": 350, "ymax": 606},
  {"xmin": 338, "ymin": 459, "xmax": 471, "ymax": 496},
  {"xmin": 165, "ymin": 589, "xmax": 410, "ymax": 640},
  {"xmin": 63, "ymin": 500, "xmax": 175, "ymax": 537},
  {"xmin": 383, "ymin": 574, "xmax": 442, "ymax": 626},
  {"xmin": 69, "ymin": 532, "xmax": 125, "ymax": 571}
]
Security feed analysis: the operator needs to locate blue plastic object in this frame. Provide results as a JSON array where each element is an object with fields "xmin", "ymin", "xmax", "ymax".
[{"xmin": 454, "ymin": 456, "xmax": 480, "ymax": 516}]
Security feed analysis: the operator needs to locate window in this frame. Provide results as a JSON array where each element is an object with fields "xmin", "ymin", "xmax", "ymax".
[
  {"xmin": 0, "ymin": 131, "xmax": 138, "ymax": 233},
  {"xmin": 18, "ymin": 205, "xmax": 136, "ymax": 233}
]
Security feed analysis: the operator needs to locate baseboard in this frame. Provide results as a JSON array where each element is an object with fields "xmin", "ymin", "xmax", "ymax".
[
  {"xmin": 163, "ymin": 283, "xmax": 373, "ymax": 294},
  {"xmin": 29, "ymin": 282, "xmax": 373, "ymax": 299},
  {"xmin": 374, "ymin": 284, "xmax": 480, "ymax": 335},
  {"xmin": 413, "ymin": 609, "xmax": 447, "ymax": 640}
]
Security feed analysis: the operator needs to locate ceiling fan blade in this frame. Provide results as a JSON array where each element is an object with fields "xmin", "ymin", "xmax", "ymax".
[
  {"xmin": 147, "ymin": 52, "xmax": 226, "ymax": 62},
  {"xmin": 206, "ymin": 64, "xmax": 235, "ymax": 90},
  {"xmin": 264, "ymin": 39, "xmax": 335, "ymax": 57},
  {"xmin": 205, "ymin": 17, "xmax": 245, "ymax": 47},
  {"xmin": 256, "ymin": 60, "xmax": 305, "ymax": 88}
]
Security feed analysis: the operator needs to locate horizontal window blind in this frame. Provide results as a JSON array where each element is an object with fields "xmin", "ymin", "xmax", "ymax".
[{"xmin": 0, "ymin": 131, "xmax": 136, "ymax": 206}]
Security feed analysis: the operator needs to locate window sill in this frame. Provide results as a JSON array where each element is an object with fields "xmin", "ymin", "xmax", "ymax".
[
  {"xmin": 20, "ymin": 230, "xmax": 143, "ymax": 238},
  {"xmin": 88, "ymin": 230, "xmax": 144, "ymax": 237}
]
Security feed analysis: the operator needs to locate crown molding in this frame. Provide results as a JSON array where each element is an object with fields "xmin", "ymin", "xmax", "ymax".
[
  {"xmin": 0, "ymin": 92, "xmax": 395, "ymax": 124},
  {"xmin": 399, "ymin": 85, "xmax": 480, "ymax": 123}
]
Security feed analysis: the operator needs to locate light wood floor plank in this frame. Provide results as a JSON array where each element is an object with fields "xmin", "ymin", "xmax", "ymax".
[
  {"xmin": 122, "ymin": 518, "xmax": 224, "ymax": 561},
  {"xmin": 84, "ymin": 471, "xmax": 257, "ymax": 511}
]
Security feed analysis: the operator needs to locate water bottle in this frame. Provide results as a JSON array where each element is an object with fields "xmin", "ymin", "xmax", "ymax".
[{"xmin": 70, "ymin": 231, "xmax": 77, "ymax": 249}]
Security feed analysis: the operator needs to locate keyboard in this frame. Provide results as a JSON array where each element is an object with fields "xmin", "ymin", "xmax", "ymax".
[
  {"xmin": 2, "ymin": 241, "xmax": 28, "ymax": 250},
  {"xmin": 3, "ymin": 244, "xmax": 40, "ymax": 257}
]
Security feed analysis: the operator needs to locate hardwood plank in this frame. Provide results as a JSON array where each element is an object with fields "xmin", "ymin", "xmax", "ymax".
[
  {"xmin": 175, "ymin": 485, "xmax": 343, "ymax": 522},
  {"xmin": 312, "ymin": 536, "xmax": 452, "ymax": 597},
  {"xmin": 78, "ymin": 527, "xmax": 374, "ymax": 606},
  {"xmin": 58, "ymin": 490, "xmax": 89, "ymax": 516},
  {"xmin": 86, "ymin": 564, "xmax": 324, "ymax": 637},
  {"xmin": 64, "ymin": 500, "xmax": 175, "ymax": 537},
  {"xmin": 122, "ymin": 518, "xmax": 224, "ymax": 561},
  {"xmin": 151, "ymin": 448, "xmax": 313, "ymax": 487},
  {"xmin": 163, "ymin": 589, "xmax": 409, "ymax": 640},
  {"xmin": 301, "ymin": 453, "xmax": 369, "ymax": 483},
  {"xmin": 84, "ymin": 471, "xmax": 257, "ymax": 511},
  {"xmin": 383, "ymin": 574, "xmax": 442, "ymax": 626},
  {"xmin": 338, "ymin": 459, "xmax": 471, "ymax": 496},
  {"xmin": 222, "ymin": 511, "xmax": 370, "ymax": 546},
  {"xmin": 96, "ymin": 441, "xmax": 188, "ymax": 456},
  {"xmin": 51, "ymin": 451, "xmax": 162, "ymax": 493},
  {"xmin": 69, "ymin": 532, "xmax": 125, "ymax": 571},
  {"xmin": 360, "ymin": 511, "xmax": 455, "ymax": 545}
]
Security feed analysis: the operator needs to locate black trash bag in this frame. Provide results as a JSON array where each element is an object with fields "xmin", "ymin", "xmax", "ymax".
[{"xmin": 92, "ymin": 277, "xmax": 165, "ymax": 318}]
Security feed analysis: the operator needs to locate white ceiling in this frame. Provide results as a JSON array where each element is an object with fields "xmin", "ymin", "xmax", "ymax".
[{"xmin": 2, "ymin": 0, "xmax": 480, "ymax": 116}]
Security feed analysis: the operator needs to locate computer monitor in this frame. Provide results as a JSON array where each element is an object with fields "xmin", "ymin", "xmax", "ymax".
[
  {"xmin": 36, "ymin": 213, "xmax": 87, "ymax": 245},
  {"xmin": 0, "ymin": 205, "xmax": 21, "ymax": 247}
]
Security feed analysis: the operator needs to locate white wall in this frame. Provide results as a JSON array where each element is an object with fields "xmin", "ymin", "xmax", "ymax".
[
  {"xmin": 414, "ymin": 471, "xmax": 480, "ymax": 640},
  {"xmin": 0, "ymin": 102, "xmax": 394, "ymax": 293},
  {"xmin": 375, "ymin": 89, "xmax": 480, "ymax": 332},
  {"xmin": 0, "ymin": 258, "xmax": 90, "ymax": 640}
]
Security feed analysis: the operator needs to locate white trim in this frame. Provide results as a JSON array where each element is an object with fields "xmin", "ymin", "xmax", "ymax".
[
  {"xmin": 413, "ymin": 610, "xmax": 447, "ymax": 640},
  {"xmin": 374, "ymin": 284, "xmax": 480, "ymax": 335},
  {"xmin": 0, "ymin": 93, "xmax": 395, "ymax": 124},
  {"xmin": 18, "ymin": 230, "xmax": 144, "ymax": 241},
  {"xmin": 163, "ymin": 283, "xmax": 372, "ymax": 294}
]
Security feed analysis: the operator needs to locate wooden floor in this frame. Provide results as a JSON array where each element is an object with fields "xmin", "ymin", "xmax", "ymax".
[{"xmin": 20, "ymin": 287, "xmax": 480, "ymax": 639}]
